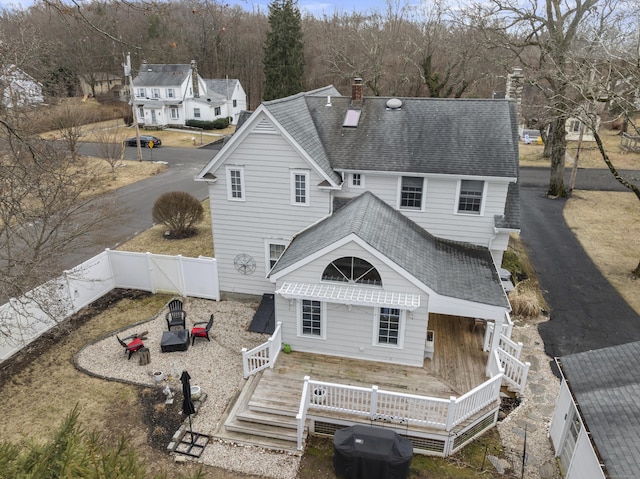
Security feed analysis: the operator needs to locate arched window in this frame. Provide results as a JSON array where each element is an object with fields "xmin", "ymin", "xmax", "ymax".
[{"xmin": 322, "ymin": 257, "xmax": 382, "ymax": 286}]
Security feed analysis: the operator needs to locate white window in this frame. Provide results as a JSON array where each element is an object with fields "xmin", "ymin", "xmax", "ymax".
[
  {"xmin": 291, "ymin": 170, "xmax": 309, "ymax": 206},
  {"xmin": 169, "ymin": 106, "xmax": 179, "ymax": 119},
  {"xmin": 215, "ymin": 106, "xmax": 221, "ymax": 116},
  {"xmin": 193, "ymin": 108, "xmax": 201, "ymax": 118},
  {"xmin": 233, "ymin": 99, "xmax": 237, "ymax": 107},
  {"xmin": 137, "ymin": 107, "xmax": 144, "ymax": 118},
  {"xmin": 570, "ymin": 120, "xmax": 581, "ymax": 132},
  {"xmin": 265, "ymin": 241, "xmax": 287, "ymax": 270},
  {"xmin": 375, "ymin": 308, "xmax": 403, "ymax": 347},
  {"xmin": 151, "ymin": 88, "xmax": 160, "ymax": 99},
  {"xmin": 226, "ymin": 167, "xmax": 245, "ymax": 201},
  {"xmin": 299, "ymin": 300, "xmax": 324, "ymax": 338},
  {"xmin": 457, "ymin": 180, "xmax": 485, "ymax": 215},
  {"xmin": 399, "ymin": 176, "xmax": 424, "ymax": 210},
  {"xmin": 167, "ymin": 88, "xmax": 175, "ymax": 98},
  {"xmin": 136, "ymin": 87, "xmax": 146, "ymax": 98},
  {"xmin": 350, "ymin": 173, "xmax": 364, "ymax": 189}
]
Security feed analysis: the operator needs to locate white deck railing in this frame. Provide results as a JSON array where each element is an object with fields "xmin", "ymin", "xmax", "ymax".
[
  {"xmin": 295, "ymin": 373, "xmax": 503, "ymax": 450},
  {"xmin": 241, "ymin": 321, "xmax": 282, "ymax": 378},
  {"xmin": 497, "ymin": 348, "xmax": 530, "ymax": 394}
]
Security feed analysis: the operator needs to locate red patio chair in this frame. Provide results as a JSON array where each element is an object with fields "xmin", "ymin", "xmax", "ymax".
[
  {"xmin": 191, "ymin": 314, "xmax": 214, "ymax": 345},
  {"xmin": 117, "ymin": 334, "xmax": 145, "ymax": 360}
]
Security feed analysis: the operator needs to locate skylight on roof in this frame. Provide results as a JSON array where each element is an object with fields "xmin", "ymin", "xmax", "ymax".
[{"xmin": 343, "ymin": 109, "xmax": 361, "ymax": 127}]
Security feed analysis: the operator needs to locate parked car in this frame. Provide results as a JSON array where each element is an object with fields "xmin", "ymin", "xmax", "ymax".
[{"xmin": 125, "ymin": 135, "xmax": 162, "ymax": 147}]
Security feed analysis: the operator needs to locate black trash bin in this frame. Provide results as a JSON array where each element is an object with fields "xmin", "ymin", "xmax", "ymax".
[{"xmin": 333, "ymin": 425, "xmax": 413, "ymax": 479}]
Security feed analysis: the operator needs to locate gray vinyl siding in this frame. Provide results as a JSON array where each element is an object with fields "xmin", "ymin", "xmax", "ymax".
[
  {"xmin": 209, "ymin": 127, "xmax": 332, "ymax": 295},
  {"xmin": 337, "ymin": 173, "xmax": 512, "ymax": 247},
  {"xmin": 275, "ymin": 242, "xmax": 429, "ymax": 367}
]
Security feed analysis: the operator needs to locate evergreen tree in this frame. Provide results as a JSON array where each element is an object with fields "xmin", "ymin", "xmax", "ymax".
[{"xmin": 263, "ymin": 0, "xmax": 305, "ymax": 101}]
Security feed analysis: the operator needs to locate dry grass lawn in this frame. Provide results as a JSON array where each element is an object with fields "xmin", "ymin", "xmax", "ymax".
[
  {"xmin": 564, "ymin": 191, "xmax": 640, "ymax": 314},
  {"xmin": 520, "ymin": 127, "xmax": 640, "ymax": 170}
]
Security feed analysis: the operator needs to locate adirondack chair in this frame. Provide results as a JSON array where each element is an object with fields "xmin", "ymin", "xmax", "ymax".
[
  {"xmin": 116, "ymin": 334, "xmax": 144, "ymax": 360},
  {"xmin": 191, "ymin": 314, "xmax": 214, "ymax": 345},
  {"xmin": 165, "ymin": 299, "xmax": 187, "ymax": 330}
]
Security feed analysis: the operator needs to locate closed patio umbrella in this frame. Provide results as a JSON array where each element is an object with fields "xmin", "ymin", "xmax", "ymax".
[{"xmin": 180, "ymin": 370, "xmax": 196, "ymax": 442}]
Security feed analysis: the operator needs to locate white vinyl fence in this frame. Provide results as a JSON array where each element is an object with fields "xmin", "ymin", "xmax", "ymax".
[{"xmin": 0, "ymin": 249, "xmax": 219, "ymax": 363}]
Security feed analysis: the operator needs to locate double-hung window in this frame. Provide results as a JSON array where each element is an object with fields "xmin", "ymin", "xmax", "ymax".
[
  {"xmin": 193, "ymin": 108, "xmax": 201, "ymax": 118},
  {"xmin": 300, "ymin": 300, "xmax": 323, "ymax": 337},
  {"xmin": 169, "ymin": 106, "xmax": 179, "ymax": 119},
  {"xmin": 350, "ymin": 173, "xmax": 364, "ymax": 189},
  {"xmin": 136, "ymin": 88, "xmax": 146, "ymax": 98},
  {"xmin": 291, "ymin": 170, "xmax": 309, "ymax": 206},
  {"xmin": 376, "ymin": 308, "xmax": 402, "ymax": 346},
  {"xmin": 457, "ymin": 180, "xmax": 484, "ymax": 214},
  {"xmin": 266, "ymin": 242, "xmax": 287, "ymax": 269},
  {"xmin": 167, "ymin": 88, "xmax": 175, "ymax": 98},
  {"xmin": 137, "ymin": 107, "xmax": 144, "ymax": 119},
  {"xmin": 226, "ymin": 167, "xmax": 244, "ymax": 201},
  {"xmin": 215, "ymin": 106, "xmax": 221, "ymax": 116},
  {"xmin": 233, "ymin": 99, "xmax": 237, "ymax": 107},
  {"xmin": 151, "ymin": 88, "xmax": 160, "ymax": 99},
  {"xmin": 399, "ymin": 176, "xmax": 424, "ymax": 210}
]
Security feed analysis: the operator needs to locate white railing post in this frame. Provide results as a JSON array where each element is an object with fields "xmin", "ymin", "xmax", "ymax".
[
  {"xmin": 445, "ymin": 396, "xmax": 457, "ymax": 431},
  {"xmin": 483, "ymin": 322, "xmax": 493, "ymax": 352},
  {"xmin": 241, "ymin": 347, "xmax": 249, "ymax": 378},
  {"xmin": 520, "ymin": 362, "xmax": 531, "ymax": 394},
  {"xmin": 296, "ymin": 376, "xmax": 311, "ymax": 450},
  {"xmin": 370, "ymin": 385, "xmax": 379, "ymax": 419}
]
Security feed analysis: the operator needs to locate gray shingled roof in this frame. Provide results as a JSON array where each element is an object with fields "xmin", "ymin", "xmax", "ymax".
[
  {"xmin": 304, "ymin": 95, "xmax": 519, "ymax": 178},
  {"xmin": 206, "ymin": 78, "xmax": 240, "ymax": 98},
  {"xmin": 132, "ymin": 64, "xmax": 191, "ymax": 87},
  {"xmin": 263, "ymin": 86, "xmax": 342, "ymax": 185},
  {"xmin": 271, "ymin": 192, "xmax": 508, "ymax": 308},
  {"xmin": 559, "ymin": 343, "xmax": 640, "ymax": 479}
]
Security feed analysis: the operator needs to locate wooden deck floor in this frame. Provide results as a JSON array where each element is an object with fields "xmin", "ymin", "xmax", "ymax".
[{"xmin": 253, "ymin": 314, "xmax": 488, "ymax": 415}]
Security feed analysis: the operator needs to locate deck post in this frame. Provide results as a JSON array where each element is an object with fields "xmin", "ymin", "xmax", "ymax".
[
  {"xmin": 445, "ymin": 396, "xmax": 457, "ymax": 431},
  {"xmin": 520, "ymin": 362, "xmax": 531, "ymax": 394},
  {"xmin": 370, "ymin": 385, "xmax": 379, "ymax": 418},
  {"xmin": 241, "ymin": 347, "xmax": 249, "ymax": 378}
]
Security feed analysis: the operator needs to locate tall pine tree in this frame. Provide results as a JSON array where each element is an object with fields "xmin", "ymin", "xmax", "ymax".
[{"xmin": 263, "ymin": 0, "xmax": 305, "ymax": 101}]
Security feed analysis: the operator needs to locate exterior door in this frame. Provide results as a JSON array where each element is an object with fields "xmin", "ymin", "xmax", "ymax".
[
  {"xmin": 151, "ymin": 109, "xmax": 157, "ymax": 125},
  {"xmin": 559, "ymin": 407, "xmax": 580, "ymax": 475}
]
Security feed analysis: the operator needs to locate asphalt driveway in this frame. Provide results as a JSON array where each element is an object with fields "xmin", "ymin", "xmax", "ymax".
[{"xmin": 519, "ymin": 167, "xmax": 640, "ymax": 359}]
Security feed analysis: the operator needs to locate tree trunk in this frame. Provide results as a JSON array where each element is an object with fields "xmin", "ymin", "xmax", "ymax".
[
  {"xmin": 634, "ymin": 261, "xmax": 640, "ymax": 279},
  {"xmin": 547, "ymin": 117, "xmax": 568, "ymax": 197}
]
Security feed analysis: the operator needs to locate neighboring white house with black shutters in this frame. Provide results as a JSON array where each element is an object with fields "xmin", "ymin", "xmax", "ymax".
[{"xmin": 131, "ymin": 60, "xmax": 246, "ymax": 128}]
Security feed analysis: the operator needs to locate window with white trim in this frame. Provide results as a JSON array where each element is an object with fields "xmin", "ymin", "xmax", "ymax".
[
  {"xmin": 167, "ymin": 88, "xmax": 175, "ymax": 98},
  {"xmin": 300, "ymin": 300, "xmax": 323, "ymax": 337},
  {"xmin": 151, "ymin": 88, "xmax": 160, "ymax": 99},
  {"xmin": 291, "ymin": 170, "xmax": 309, "ymax": 206},
  {"xmin": 169, "ymin": 106, "xmax": 179, "ymax": 119},
  {"xmin": 215, "ymin": 106, "xmax": 221, "ymax": 116},
  {"xmin": 226, "ymin": 167, "xmax": 244, "ymax": 201},
  {"xmin": 457, "ymin": 180, "xmax": 484, "ymax": 214},
  {"xmin": 376, "ymin": 308, "xmax": 401, "ymax": 346},
  {"xmin": 322, "ymin": 257, "xmax": 381, "ymax": 286},
  {"xmin": 350, "ymin": 173, "xmax": 364, "ymax": 189},
  {"xmin": 136, "ymin": 88, "xmax": 146, "ymax": 98},
  {"xmin": 267, "ymin": 242, "xmax": 286, "ymax": 269},
  {"xmin": 193, "ymin": 108, "xmax": 201, "ymax": 118},
  {"xmin": 400, "ymin": 176, "xmax": 424, "ymax": 210},
  {"xmin": 137, "ymin": 107, "xmax": 144, "ymax": 118},
  {"xmin": 233, "ymin": 99, "xmax": 237, "ymax": 107}
]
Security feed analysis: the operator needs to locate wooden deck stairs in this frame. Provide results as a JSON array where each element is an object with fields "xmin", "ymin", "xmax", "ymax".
[{"xmin": 217, "ymin": 371, "xmax": 306, "ymax": 454}]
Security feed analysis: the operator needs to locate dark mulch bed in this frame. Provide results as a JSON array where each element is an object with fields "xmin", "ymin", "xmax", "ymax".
[{"xmin": 139, "ymin": 385, "xmax": 187, "ymax": 451}]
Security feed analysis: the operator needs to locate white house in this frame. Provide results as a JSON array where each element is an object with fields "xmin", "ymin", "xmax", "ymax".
[
  {"xmin": 0, "ymin": 65, "xmax": 44, "ymax": 109},
  {"xmin": 550, "ymin": 342, "xmax": 640, "ymax": 479},
  {"xmin": 196, "ymin": 79, "xmax": 522, "ymax": 369},
  {"xmin": 131, "ymin": 60, "xmax": 246, "ymax": 128}
]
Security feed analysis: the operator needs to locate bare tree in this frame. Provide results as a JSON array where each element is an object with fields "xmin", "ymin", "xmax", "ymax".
[
  {"xmin": 50, "ymin": 102, "xmax": 96, "ymax": 161},
  {"xmin": 94, "ymin": 120, "xmax": 126, "ymax": 176}
]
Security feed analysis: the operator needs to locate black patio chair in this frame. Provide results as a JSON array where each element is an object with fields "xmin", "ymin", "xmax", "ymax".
[
  {"xmin": 191, "ymin": 314, "xmax": 214, "ymax": 345},
  {"xmin": 165, "ymin": 298, "xmax": 187, "ymax": 330}
]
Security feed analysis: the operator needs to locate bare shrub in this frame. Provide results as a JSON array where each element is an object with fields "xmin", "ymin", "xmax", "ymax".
[
  {"xmin": 508, "ymin": 281, "xmax": 542, "ymax": 318},
  {"xmin": 152, "ymin": 192, "xmax": 204, "ymax": 239}
]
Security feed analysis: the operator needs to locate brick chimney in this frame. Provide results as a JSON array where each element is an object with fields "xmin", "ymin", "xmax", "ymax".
[
  {"xmin": 351, "ymin": 78, "xmax": 363, "ymax": 106},
  {"xmin": 505, "ymin": 67, "xmax": 524, "ymax": 124},
  {"xmin": 191, "ymin": 60, "xmax": 200, "ymax": 98}
]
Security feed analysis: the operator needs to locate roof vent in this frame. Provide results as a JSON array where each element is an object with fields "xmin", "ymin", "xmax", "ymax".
[{"xmin": 386, "ymin": 98, "xmax": 402, "ymax": 109}]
